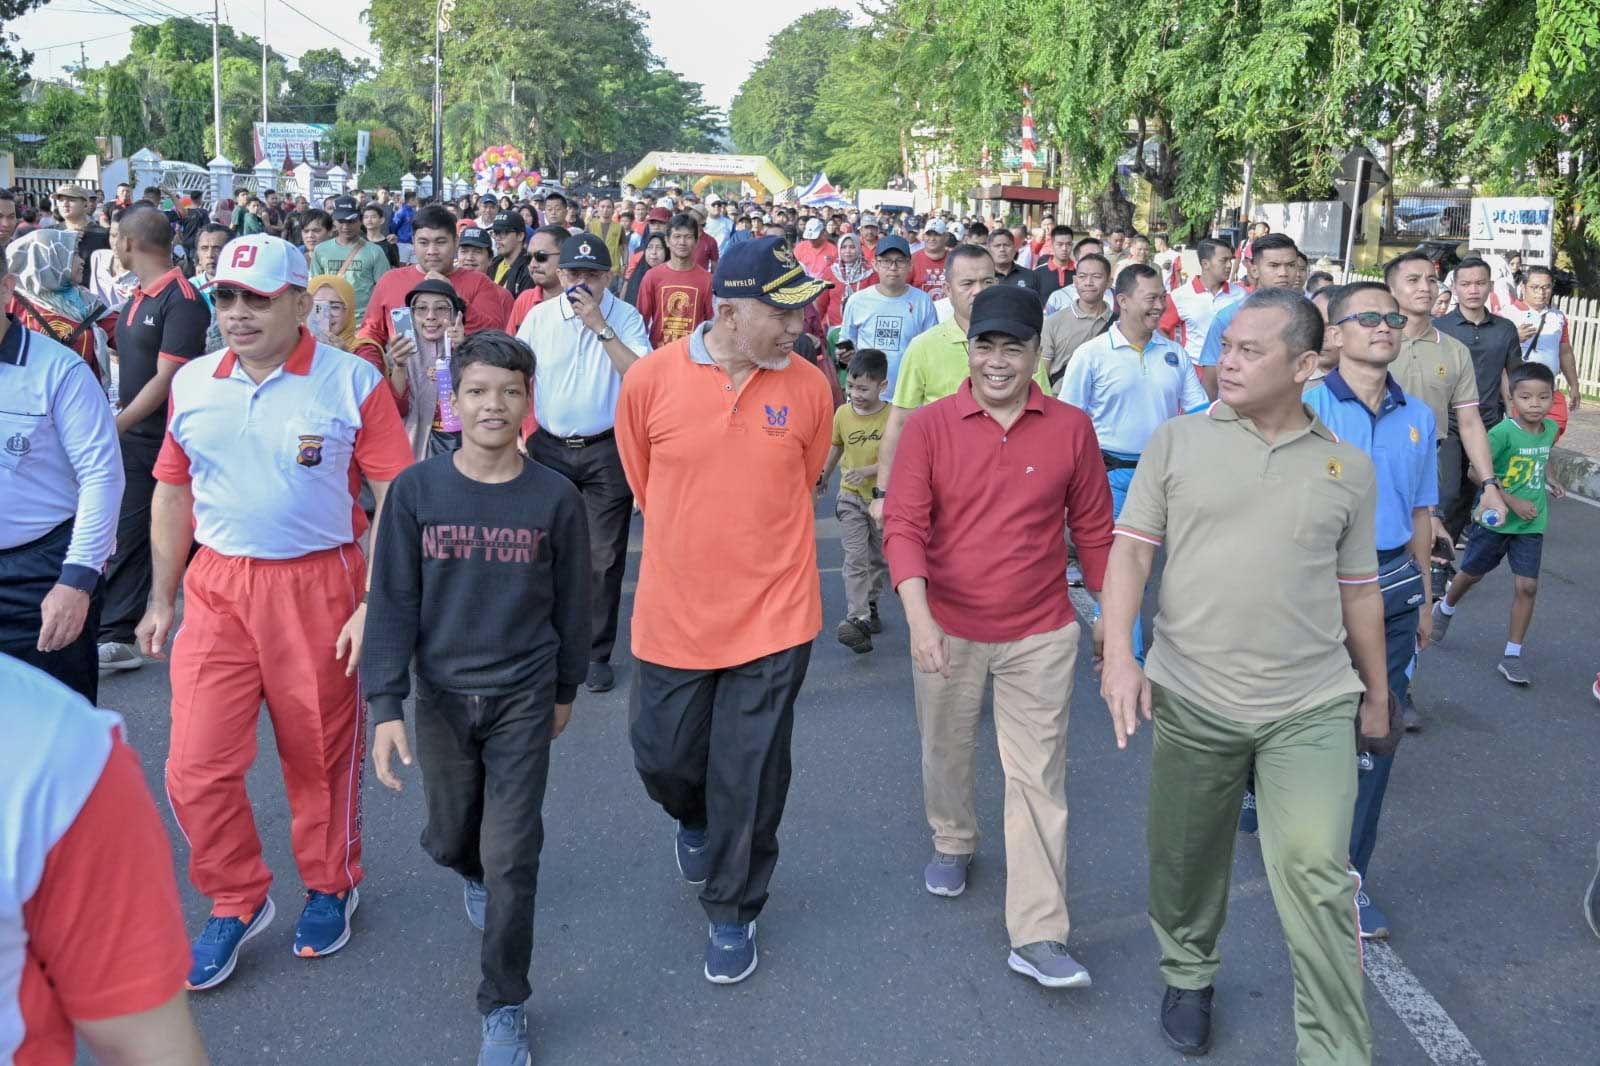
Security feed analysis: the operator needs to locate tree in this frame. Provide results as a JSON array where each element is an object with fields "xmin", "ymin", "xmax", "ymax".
[
  {"xmin": 729, "ymin": 9, "xmax": 855, "ymax": 181},
  {"xmin": 162, "ymin": 64, "xmax": 209, "ymax": 163},
  {"xmin": 0, "ymin": 0, "xmax": 52, "ymax": 152},
  {"xmin": 103, "ymin": 65, "xmax": 147, "ymax": 149},
  {"xmin": 25, "ymin": 83, "xmax": 97, "ymax": 168}
]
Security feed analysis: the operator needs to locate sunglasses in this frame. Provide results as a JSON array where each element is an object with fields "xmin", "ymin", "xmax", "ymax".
[
  {"xmin": 212, "ymin": 288, "xmax": 280, "ymax": 311},
  {"xmin": 530, "ymin": 251, "xmax": 552, "ymax": 263},
  {"xmin": 1335, "ymin": 311, "xmax": 1408, "ymax": 328}
]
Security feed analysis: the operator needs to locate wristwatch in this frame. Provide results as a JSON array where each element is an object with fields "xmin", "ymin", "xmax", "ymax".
[
  {"xmin": 871, "ymin": 487, "xmax": 887, "ymax": 499},
  {"xmin": 1482, "ymin": 477, "xmax": 1501, "ymax": 489},
  {"xmin": 595, "ymin": 326, "xmax": 617, "ymax": 342}
]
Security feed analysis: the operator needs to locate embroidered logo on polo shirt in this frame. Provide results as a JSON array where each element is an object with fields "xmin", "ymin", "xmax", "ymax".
[
  {"xmin": 765, "ymin": 404, "xmax": 788, "ymax": 427},
  {"xmin": 1410, "ymin": 425, "xmax": 1420, "ymax": 444},
  {"xmin": 1164, "ymin": 352, "xmax": 1180, "ymax": 367},
  {"xmin": 1326, "ymin": 458, "xmax": 1342, "ymax": 479},
  {"xmin": 142, "ymin": 314, "xmax": 156, "ymax": 327},
  {"xmin": 4, "ymin": 432, "xmax": 29, "ymax": 457},
  {"xmin": 1436, "ymin": 364, "xmax": 1446, "ymax": 377},
  {"xmin": 297, "ymin": 434, "xmax": 325, "ymax": 467}
]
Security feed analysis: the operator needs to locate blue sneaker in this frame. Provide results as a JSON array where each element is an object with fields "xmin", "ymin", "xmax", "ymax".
[
  {"xmin": 186, "ymin": 895, "xmax": 275, "ymax": 991},
  {"xmin": 464, "ymin": 878, "xmax": 488, "ymax": 932},
  {"xmin": 675, "ymin": 823, "xmax": 709, "ymax": 885},
  {"xmin": 704, "ymin": 920, "xmax": 757, "ymax": 984},
  {"xmin": 293, "ymin": 887, "xmax": 359, "ymax": 957},
  {"xmin": 477, "ymin": 1003, "xmax": 530, "ymax": 1066},
  {"xmin": 1238, "ymin": 790, "xmax": 1258, "ymax": 834},
  {"xmin": 1356, "ymin": 890, "xmax": 1390, "ymax": 940}
]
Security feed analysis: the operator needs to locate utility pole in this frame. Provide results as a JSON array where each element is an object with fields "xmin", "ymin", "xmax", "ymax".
[
  {"xmin": 261, "ymin": 1, "xmax": 269, "ymax": 129},
  {"xmin": 211, "ymin": 0, "xmax": 223, "ymax": 158}
]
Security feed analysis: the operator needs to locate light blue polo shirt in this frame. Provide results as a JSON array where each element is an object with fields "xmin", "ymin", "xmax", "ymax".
[{"xmin": 1303, "ymin": 369, "xmax": 1438, "ymax": 551}]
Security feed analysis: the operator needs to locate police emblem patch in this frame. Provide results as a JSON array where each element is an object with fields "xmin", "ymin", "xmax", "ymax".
[
  {"xmin": 1326, "ymin": 458, "xmax": 1342, "ymax": 479},
  {"xmin": 297, "ymin": 434, "xmax": 325, "ymax": 467},
  {"xmin": 578, "ymin": 241, "xmax": 592, "ymax": 257},
  {"xmin": 4, "ymin": 432, "xmax": 29, "ymax": 457}
]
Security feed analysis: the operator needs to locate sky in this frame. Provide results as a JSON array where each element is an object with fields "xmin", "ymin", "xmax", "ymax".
[{"xmin": 13, "ymin": 0, "xmax": 861, "ymax": 114}]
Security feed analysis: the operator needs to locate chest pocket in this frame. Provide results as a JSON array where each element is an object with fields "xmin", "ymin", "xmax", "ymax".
[
  {"xmin": 0, "ymin": 411, "xmax": 48, "ymax": 472},
  {"xmin": 1292, "ymin": 479, "xmax": 1351, "ymax": 554},
  {"xmin": 282, "ymin": 416, "xmax": 352, "ymax": 481}
]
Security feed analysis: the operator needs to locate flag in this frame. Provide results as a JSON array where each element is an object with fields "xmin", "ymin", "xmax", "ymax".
[{"xmin": 1021, "ymin": 84, "xmax": 1037, "ymax": 172}]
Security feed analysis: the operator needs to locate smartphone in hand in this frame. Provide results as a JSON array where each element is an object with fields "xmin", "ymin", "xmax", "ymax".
[{"xmin": 389, "ymin": 306, "xmax": 416, "ymax": 344}]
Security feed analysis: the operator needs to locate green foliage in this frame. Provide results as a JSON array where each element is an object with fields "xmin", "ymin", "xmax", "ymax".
[
  {"xmin": 25, "ymin": 82, "xmax": 97, "ymax": 168},
  {"xmin": 161, "ymin": 64, "xmax": 209, "ymax": 163},
  {"xmin": 103, "ymin": 65, "xmax": 146, "ymax": 147},
  {"xmin": 363, "ymin": 0, "xmax": 722, "ymax": 180},
  {"xmin": 728, "ymin": 8, "xmax": 855, "ymax": 181}
]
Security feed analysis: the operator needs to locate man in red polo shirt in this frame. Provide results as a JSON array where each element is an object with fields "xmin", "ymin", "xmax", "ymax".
[
  {"xmin": 354, "ymin": 204, "xmax": 513, "ymax": 380},
  {"xmin": 883, "ymin": 284, "xmax": 1114, "ymax": 990},
  {"xmin": 136, "ymin": 234, "xmax": 414, "ymax": 990},
  {"xmin": 616, "ymin": 236, "xmax": 832, "ymax": 987}
]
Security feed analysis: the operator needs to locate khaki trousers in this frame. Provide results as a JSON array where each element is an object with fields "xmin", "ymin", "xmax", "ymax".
[
  {"xmin": 836, "ymin": 491, "xmax": 887, "ymax": 619},
  {"xmin": 912, "ymin": 621, "xmax": 1079, "ymax": 946},
  {"xmin": 1147, "ymin": 684, "xmax": 1371, "ymax": 1066}
]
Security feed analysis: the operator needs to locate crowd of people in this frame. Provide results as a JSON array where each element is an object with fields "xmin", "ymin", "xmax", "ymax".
[{"xmin": 1, "ymin": 170, "xmax": 1596, "ymax": 1066}]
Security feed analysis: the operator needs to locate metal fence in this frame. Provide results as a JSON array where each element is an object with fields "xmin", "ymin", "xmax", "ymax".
[{"xmin": 1383, "ymin": 187, "xmax": 1473, "ymax": 241}]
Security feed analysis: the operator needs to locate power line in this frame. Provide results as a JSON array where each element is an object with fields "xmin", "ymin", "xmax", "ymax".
[{"xmin": 271, "ymin": 0, "xmax": 378, "ymax": 60}]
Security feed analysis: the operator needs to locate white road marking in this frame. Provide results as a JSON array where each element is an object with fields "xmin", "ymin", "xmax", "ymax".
[
  {"xmin": 1363, "ymin": 941, "xmax": 1486, "ymax": 1066},
  {"xmin": 1562, "ymin": 491, "xmax": 1600, "ymax": 510}
]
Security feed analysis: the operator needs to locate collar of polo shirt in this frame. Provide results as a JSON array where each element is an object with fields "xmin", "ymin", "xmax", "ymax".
[
  {"xmin": 1206, "ymin": 398, "xmax": 1339, "ymax": 443},
  {"xmin": 213, "ymin": 326, "xmax": 317, "ymax": 379},
  {"xmin": 1324, "ymin": 367, "xmax": 1407, "ymax": 412},
  {"xmin": 952, "ymin": 375, "xmax": 1045, "ymax": 420}
]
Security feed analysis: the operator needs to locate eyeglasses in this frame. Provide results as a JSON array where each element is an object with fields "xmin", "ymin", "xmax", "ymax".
[
  {"xmin": 212, "ymin": 288, "xmax": 279, "ymax": 310},
  {"xmin": 1335, "ymin": 311, "xmax": 1408, "ymax": 329}
]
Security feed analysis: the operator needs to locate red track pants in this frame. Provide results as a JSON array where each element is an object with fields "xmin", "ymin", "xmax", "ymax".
[{"xmin": 164, "ymin": 544, "xmax": 367, "ymax": 918}]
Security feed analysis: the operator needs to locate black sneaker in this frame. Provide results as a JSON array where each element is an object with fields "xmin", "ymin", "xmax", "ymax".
[
  {"xmin": 836, "ymin": 617, "xmax": 872, "ymax": 654},
  {"xmin": 1161, "ymin": 985, "xmax": 1214, "ymax": 1056},
  {"xmin": 585, "ymin": 661, "xmax": 615, "ymax": 693},
  {"xmin": 1402, "ymin": 696, "xmax": 1423, "ymax": 732},
  {"xmin": 866, "ymin": 601, "xmax": 883, "ymax": 634}
]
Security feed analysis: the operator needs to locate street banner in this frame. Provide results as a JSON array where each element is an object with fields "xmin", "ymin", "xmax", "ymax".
[
  {"xmin": 357, "ymin": 130, "xmax": 371, "ymax": 170},
  {"xmin": 253, "ymin": 122, "xmax": 332, "ymax": 166},
  {"xmin": 1470, "ymin": 195, "xmax": 1556, "ymax": 265}
]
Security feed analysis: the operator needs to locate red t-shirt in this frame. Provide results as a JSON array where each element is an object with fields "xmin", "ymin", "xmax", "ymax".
[
  {"xmin": 16, "ymin": 737, "xmax": 191, "ymax": 1066},
  {"xmin": 911, "ymin": 250, "xmax": 949, "ymax": 300},
  {"xmin": 505, "ymin": 285, "xmax": 549, "ymax": 335},
  {"xmin": 636, "ymin": 263, "xmax": 713, "ymax": 348},
  {"xmin": 353, "ymin": 265, "xmax": 514, "ymax": 373},
  {"xmin": 693, "ymin": 232, "xmax": 719, "ymax": 272}
]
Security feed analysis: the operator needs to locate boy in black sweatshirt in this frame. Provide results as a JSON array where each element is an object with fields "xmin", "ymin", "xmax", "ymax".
[{"xmin": 362, "ymin": 329, "xmax": 590, "ymax": 1066}]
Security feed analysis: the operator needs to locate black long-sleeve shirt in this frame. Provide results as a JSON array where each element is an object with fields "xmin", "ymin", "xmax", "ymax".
[{"xmin": 362, "ymin": 453, "xmax": 591, "ymax": 724}]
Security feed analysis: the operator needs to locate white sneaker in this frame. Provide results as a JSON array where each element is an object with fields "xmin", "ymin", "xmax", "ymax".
[{"xmin": 98, "ymin": 642, "xmax": 145, "ymax": 672}]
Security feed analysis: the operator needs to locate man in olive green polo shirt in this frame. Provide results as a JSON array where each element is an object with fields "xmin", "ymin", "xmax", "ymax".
[
  {"xmin": 1385, "ymin": 252, "xmax": 1509, "ymax": 542},
  {"xmin": 868, "ymin": 245, "xmax": 1051, "ymax": 525},
  {"xmin": 1098, "ymin": 289, "xmax": 1393, "ymax": 1063}
]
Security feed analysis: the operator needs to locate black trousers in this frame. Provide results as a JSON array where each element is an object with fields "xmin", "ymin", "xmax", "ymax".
[
  {"xmin": 99, "ymin": 432, "xmax": 161, "ymax": 644},
  {"xmin": 0, "ymin": 520, "xmax": 102, "ymax": 704},
  {"xmin": 526, "ymin": 430, "xmax": 633, "ymax": 664},
  {"xmin": 1436, "ymin": 431, "xmax": 1478, "ymax": 542},
  {"xmin": 413, "ymin": 676, "xmax": 554, "ymax": 1014},
  {"xmin": 630, "ymin": 643, "xmax": 812, "ymax": 925}
]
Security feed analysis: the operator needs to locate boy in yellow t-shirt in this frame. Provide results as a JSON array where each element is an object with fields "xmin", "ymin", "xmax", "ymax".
[{"xmin": 817, "ymin": 348, "xmax": 891, "ymax": 653}]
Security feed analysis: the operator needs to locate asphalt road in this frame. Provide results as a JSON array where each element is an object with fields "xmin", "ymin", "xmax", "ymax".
[{"xmin": 96, "ymin": 495, "xmax": 1600, "ymax": 1065}]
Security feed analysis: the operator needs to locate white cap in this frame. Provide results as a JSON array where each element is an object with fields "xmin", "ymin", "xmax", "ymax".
[
  {"xmin": 706, "ymin": 194, "xmax": 722, "ymax": 205},
  {"xmin": 802, "ymin": 218, "xmax": 825, "ymax": 239},
  {"xmin": 925, "ymin": 218, "xmax": 948, "ymax": 235},
  {"xmin": 205, "ymin": 234, "xmax": 308, "ymax": 296}
]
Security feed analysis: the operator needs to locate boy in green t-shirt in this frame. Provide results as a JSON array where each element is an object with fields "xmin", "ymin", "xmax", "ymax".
[
  {"xmin": 1431, "ymin": 363, "xmax": 1566, "ymax": 685},
  {"xmin": 818, "ymin": 348, "xmax": 891, "ymax": 653}
]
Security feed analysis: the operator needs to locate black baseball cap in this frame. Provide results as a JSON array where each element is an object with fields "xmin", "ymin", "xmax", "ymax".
[
  {"xmin": 490, "ymin": 212, "xmax": 523, "ymax": 233},
  {"xmin": 405, "ymin": 277, "xmax": 466, "ymax": 315},
  {"xmin": 331, "ymin": 195, "xmax": 360, "ymax": 222},
  {"xmin": 874, "ymin": 235, "xmax": 912, "ymax": 259},
  {"xmin": 967, "ymin": 285, "xmax": 1044, "ymax": 342},
  {"xmin": 558, "ymin": 232, "xmax": 612, "ymax": 271},
  {"xmin": 712, "ymin": 236, "xmax": 828, "ymax": 308},
  {"xmin": 459, "ymin": 227, "xmax": 491, "ymax": 249}
]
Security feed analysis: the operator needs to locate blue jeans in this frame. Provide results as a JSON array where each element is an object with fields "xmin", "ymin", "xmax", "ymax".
[
  {"xmin": 1107, "ymin": 459, "xmax": 1145, "ymax": 663},
  {"xmin": 1348, "ymin": 555, "xmax": 1423, "ymax": 882}
]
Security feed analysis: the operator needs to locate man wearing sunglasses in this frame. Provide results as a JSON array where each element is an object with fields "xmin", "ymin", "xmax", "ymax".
[
  {"xmin": 136, "ymin": 234, "xmax": 414, "ymax": 991},
  {"xmin": 504, "ymin": 226, "xmax": 571, "ymax": 335},
  {"xmin": 488, "ymin": 213, "xmax": 535, "ymax": 297},
  {"xmin": 1304, "ymin": 282, "xmax": 1438, "ymax": 943}
]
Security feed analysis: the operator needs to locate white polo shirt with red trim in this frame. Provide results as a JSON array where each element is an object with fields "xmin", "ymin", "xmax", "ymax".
[
  {"xmin": 1159, "ymin": 277, "xmax": 1247, "ymax": 364},
  {"xmin": 154, "ymin": 328, "xmax": 414, "ymax": 559}
]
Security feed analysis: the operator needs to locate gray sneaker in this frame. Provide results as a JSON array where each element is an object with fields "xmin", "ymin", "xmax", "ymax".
[
  {"xmin": 1007, "ymin": 941, "xmax": 1092, "ymax": 988},
  {"xmin": 924, "ymin": 850, "xmax": 971, "ymax": 897},
  {"xmin": 463, "ymin": 878, "xmax": 487, "ymax": 932},
  {"xmin": 97, "ymin": 641, "xmax": 144, "ymax": 672},
  {"xmin": 1498, "ymin": 655, "xmax": 1530, "ymax": 686},
  {"xmin": 1429, "ymin": 602, "xmax": 1453, "ymax": 644},
  {"xmin": 477, "ymin": 1003, "xmax": 530, "ymax": 1066},
  {"xmin": 1583, "ymin": 839, "xmax": 1600, "ymax": 942}
]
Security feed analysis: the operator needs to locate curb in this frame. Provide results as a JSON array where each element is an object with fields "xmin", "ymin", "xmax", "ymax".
[{"xmin": 1551, "ymin": 446, "xmax": 1600, "ymax": 499}]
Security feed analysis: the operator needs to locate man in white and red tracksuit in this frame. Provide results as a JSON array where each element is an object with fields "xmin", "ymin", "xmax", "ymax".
[{"xmin": 135, "ymin": 234, "xmax": 413, "ymax": 990}]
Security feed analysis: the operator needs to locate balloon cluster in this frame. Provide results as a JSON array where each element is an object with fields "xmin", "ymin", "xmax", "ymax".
[{"xmin": 472, "ymin": 145, "xmax": 543, "ymax": 194}]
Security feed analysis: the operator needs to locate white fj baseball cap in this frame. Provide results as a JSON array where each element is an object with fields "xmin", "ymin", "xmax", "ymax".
[{"xmin": 204, "ymin": 234, "xmax": 309, "ymax": 296}]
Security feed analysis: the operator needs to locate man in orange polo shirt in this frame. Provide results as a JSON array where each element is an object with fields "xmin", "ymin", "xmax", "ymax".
[{"xmin": 616, "ymin": 236, "xmax": 832, "ymax": 986}]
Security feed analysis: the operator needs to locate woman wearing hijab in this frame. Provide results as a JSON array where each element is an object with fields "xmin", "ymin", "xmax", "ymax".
[
  {"xmin": 815, "ymin": 231, "xmax": 878, "ymax": 329},
  {"xmin": 5, "ymin": 229, "xmax": 110, "ymax": 384},
  {"xmin": 306, "ymin": 273, "xmax": 359, "ymax": 351},
  {"xmin": 622, "ymin": 232, "xmax": 669, "ymax": 307}
]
